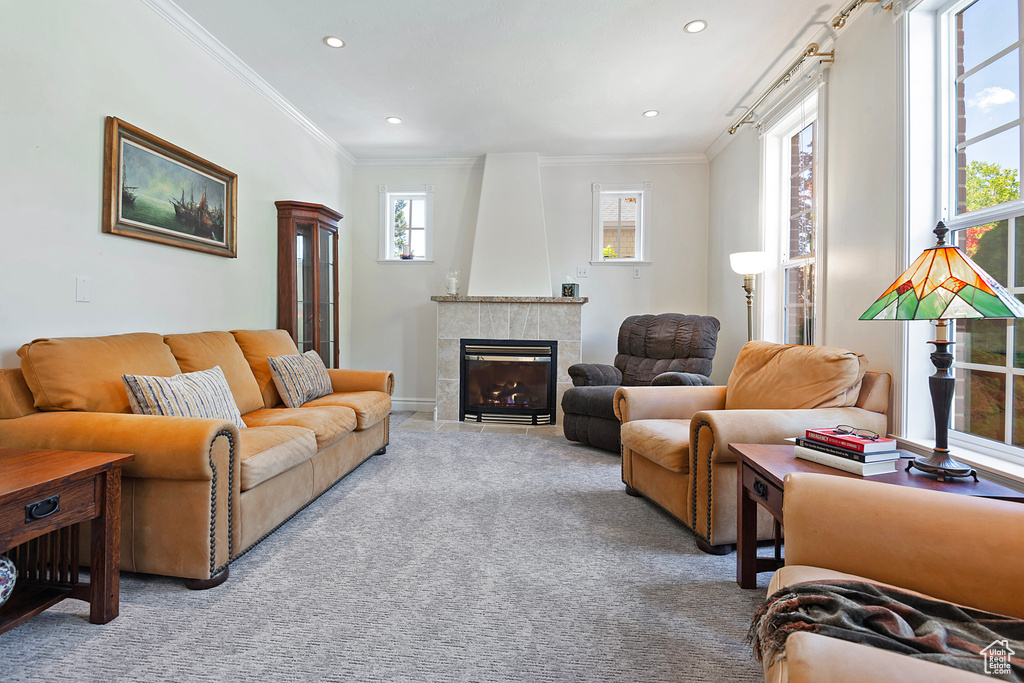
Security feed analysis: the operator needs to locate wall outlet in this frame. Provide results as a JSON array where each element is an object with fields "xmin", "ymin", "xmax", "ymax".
[
  {"xmin": 633, "ymin": 267, "xmax": 641, "ymax": 279},
  {"xmin": 576, "ymin": 266, "xmax": 589, "ymax": 278},
  {"xmin": 76, "ymin": 276, "xmax": 90, "ymax": 303}
]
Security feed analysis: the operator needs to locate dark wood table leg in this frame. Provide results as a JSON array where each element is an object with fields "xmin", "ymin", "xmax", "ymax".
[
  {"xmin": 89, "ymin": 469, "xmax": 121, "ymax": 624},
  {"xmin": 737, "ymin": 460, "xmax": 758, "ymax": 589}
]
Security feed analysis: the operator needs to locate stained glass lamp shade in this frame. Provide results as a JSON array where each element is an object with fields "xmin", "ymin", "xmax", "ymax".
[{"xmin": 860, "ymin": 221, "xmax": 1024, "ymax": 480}]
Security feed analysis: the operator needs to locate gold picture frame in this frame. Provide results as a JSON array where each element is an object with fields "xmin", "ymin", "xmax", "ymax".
[{"xmin": 102, "ymin": 117, "xmax": 237, "ymax": 258}]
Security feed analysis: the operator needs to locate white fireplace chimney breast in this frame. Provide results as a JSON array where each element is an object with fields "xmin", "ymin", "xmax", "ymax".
[{"xmin": 467, "ymin": 153, "xmax": 552, "ymax": 297}]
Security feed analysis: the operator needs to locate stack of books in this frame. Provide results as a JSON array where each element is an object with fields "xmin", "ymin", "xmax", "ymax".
[{"xmin": 794, "ymin": 428, "xmax": 901, "ymax": 476}]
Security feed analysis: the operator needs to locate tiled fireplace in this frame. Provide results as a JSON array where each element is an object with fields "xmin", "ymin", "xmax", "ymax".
[{"xmin": 430, "ymin": 296, "xmax": 587, "ymax": 423}]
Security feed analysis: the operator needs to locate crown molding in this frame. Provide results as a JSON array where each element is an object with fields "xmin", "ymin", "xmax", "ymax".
[
  {"xmin": 141, "ymin": 0, "xmax": 356, "ymax": 168},
  {"xmin": 354, "ymin": 153, "xmax": 706, "ymax": 170},
  {"xmin": 539, "ymin": 153, "xmax": 706, "ymax": 166},
  {"xmin": 355, "ymin": 157, "xmax": 485, "ymax": 169}
]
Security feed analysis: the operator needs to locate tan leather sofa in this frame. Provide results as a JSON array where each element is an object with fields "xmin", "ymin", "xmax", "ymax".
[
  {"xmin": 614, "ymin": 341, "xmax": 891, "ymax": 552},
  {"xmin": 0, "ymin": 329, "xmax": 393, "ymax": 589},
  {"xmin": 765, "ymin": 472, "xmax": 1023, "ymax": 682}
]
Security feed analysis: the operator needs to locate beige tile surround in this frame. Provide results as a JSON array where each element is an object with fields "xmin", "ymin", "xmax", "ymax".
[{"xmin": 430, "ymin": 296, "xmax": 588, "ymax": 424}]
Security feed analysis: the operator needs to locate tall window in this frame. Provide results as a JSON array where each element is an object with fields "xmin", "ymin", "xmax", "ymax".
[
  {"xmin": 591, "ymin": 183, "xmax": 651, "ymax": 263},
  {"xmin": 379, "ymin": 184, "xmax": 434, "ymax": 262},
  {"xmin": 761, "ymin": 90, "xmax": 821, "ymax": 345},
  {"xmin": 783, "ymin": 122, "xmax": 817, "ymax": 344},
  {"xmin": 943, "ymin": 0, "xmax": 1024, "ymax": 456}
]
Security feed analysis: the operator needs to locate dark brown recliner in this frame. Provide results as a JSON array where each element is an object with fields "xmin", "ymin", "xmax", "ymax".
[{"xmin": 561, "ymin": 313, "xmax": 720, "ymax": 453}]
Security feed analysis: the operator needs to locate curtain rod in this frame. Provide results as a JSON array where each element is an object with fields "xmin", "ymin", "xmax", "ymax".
[
  {"xmin": 727, "ymin": 0, "xmax": 888, "ymax": 135},
  {"xmin": 727, "ymin": 43, "xmax": 834, "ymax": 135}
]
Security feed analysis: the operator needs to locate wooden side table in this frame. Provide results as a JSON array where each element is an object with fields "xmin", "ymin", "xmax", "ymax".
[
  {"xmin": 731, "ymin": 443, "xmax": 1024, "ymax": 589},
  {"xmin": 0, "ymin": 448, "xmax": 134, "ymax": 633}
]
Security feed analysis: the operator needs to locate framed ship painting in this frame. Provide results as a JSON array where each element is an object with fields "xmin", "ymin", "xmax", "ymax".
[{"xmin": 103, "ymin": 117, "xmax": 237, "ymax": 258}]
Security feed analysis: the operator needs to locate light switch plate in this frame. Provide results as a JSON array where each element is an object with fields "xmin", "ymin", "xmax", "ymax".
[
  {"xmin": 633, "ymin": 267, "xmax": 641, "ymax": 279},
  {"xmin": 576, "ymin": 266, "xmax": 589, "ymax": 278},
  {"xmin": 76, "ymin": 276, "xmax": 90, "ymax": 303}
]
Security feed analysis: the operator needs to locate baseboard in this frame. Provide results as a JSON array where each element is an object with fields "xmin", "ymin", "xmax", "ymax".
[{"xmin": 392, "ymin": 397, "xmax": 435, "ymax": 413}]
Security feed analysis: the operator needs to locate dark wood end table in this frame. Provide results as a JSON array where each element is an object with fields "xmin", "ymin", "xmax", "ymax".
[
  {"xmin": 0, "ymin": 447, "xmax": 134, "ymax": 632},
  {"xmin": 731, "ymin": 443, "xmax": 1024, "ymax": 589}
]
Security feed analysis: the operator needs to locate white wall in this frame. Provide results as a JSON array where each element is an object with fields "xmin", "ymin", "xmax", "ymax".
[
  {"xmin": 707, "ymin": 11, "xmax": 901, "ymax": 390},
  {"xmin": 0, "ymin": 1, "xmax": 353, "ymax": 368},
  {"xmin": 350, "ymin": 160, "xmax": 710, "ymax": 409},
  {"xmin": 706, "ymin": 128, "xmax": 761, "ymax": 385}
]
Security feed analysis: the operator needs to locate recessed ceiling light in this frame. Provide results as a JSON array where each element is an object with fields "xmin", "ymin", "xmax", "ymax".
[
  {"xmin": 323, "ymin": 36, "xmax": 345, "ymax": 48},
  {"xmin": 684, "ymin": 20, "xmax": 708, "ymax": 33},
  {"xmin": 643, "ymin": 110, "xmax": 660, "ymax": 118},
  {"xmin": 386, "ymin": 116, "xmax": 403, "ymax": 124}
]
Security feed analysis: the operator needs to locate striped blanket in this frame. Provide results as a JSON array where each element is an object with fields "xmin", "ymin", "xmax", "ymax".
[{"xmin": 750, "ymin": 580, "xmax": 1024, "ymax": 681}]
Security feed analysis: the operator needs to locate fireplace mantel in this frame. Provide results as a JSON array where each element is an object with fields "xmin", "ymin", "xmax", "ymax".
[
  {"xmin": 430, "ymin": 295, "xmax": 588, "ymax": 304},
  {"xmin": 432, "ymin": 296, "xmax": 586, "ymax": 422}
]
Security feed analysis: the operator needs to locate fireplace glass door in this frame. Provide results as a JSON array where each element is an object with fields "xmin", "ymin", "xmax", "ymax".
[{"xmin": 460, "ymin": 340, "xmax": 557, "ymax": 424}]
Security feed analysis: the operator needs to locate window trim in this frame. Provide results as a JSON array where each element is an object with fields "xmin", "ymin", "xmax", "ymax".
[
  {"xmin": 378, "ymin": 184, "xmax": 434, "ymax": 263},
  {"xmin": 759, "ymin": 81, "xmax": 827, "ymax": 345},
  {"xmin": 590, "ymin": 182, "xmax": 652, "ymax": 265}
]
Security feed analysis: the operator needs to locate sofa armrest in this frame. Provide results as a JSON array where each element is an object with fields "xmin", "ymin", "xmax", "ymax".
[
  {"xmin": 770, "ymin": 632, "xmax": 985, "ymax": 683},
  {"xmin": 651, "ymin": 371, "xmax": 713, "ymax": 386},
  {"xmin": 687, "ymin": 406, "xmax": 887, "ymax": 545},
  {"xmin": 0, "ymin": 411, "xmax": 238, "ymax": 480},
  {"xmin": 568, "ymin": 363, "xmax": 622, "ymax": 387},
  {"xmin": 614, "ymin": 385, "xmax": 727, "ymax": 423},
  {"xmin": 783, "ymin": 472, "xmax": 1024, "ymax": 619},
  {"xmin": 327, "ymin": 369, "xmax": 394, "ymax": 395}
]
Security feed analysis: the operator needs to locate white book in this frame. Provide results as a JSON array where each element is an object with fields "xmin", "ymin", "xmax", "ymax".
[{"xmin": 794, "ymin": 445, "xmax": 898, "ymax": 476}]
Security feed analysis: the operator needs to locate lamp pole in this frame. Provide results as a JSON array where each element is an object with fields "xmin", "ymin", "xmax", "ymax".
[{"xmin": 742, "ymin": 274, "xmax": 755, "ymax": 342}]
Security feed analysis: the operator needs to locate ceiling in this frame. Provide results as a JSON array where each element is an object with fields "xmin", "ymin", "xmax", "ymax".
[{"xmin": 170, "ymin": 0, "xmax": 847, "ymax": 160}]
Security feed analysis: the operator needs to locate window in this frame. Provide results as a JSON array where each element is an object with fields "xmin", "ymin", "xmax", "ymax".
[
  {"xmin": 942, "ymin": 0, "xmax": 1024, "ymax": 459},
  {"xmin": 591, "ymin": 183, "xmax": 651, "ymax": 263},
  {"xmin": 761, "ymin": 90, "xmax": 822, "ymax": 345},
  {"xmin": 379, "ymin": 184, "xmax": 433, "ymax": 262}
]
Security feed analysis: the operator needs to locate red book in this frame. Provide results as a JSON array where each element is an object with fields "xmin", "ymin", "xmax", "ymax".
[{"xmin": 805, "ymin": 428, "xmax": 897, "ymax": 454}]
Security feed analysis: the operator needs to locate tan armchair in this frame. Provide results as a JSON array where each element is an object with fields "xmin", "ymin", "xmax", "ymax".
[
  {"xmin": 763, "ymin": 473, "xmax": 1024, "ymax": 682},
  {"xmin": 614, "ymin": 341, "xmax": 891, "ymax": 552}
]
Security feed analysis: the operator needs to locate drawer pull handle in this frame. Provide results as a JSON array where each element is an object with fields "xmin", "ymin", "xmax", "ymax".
[
  {"xmin": 752, "ymin": 478, "xmax": 769, "ymax": 501},
  {"xmin": 25, "ymin": 495, "xmax": 60, "ymax": 522}
]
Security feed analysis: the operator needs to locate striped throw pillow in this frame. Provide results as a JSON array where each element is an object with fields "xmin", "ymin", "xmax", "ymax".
[
  {"xmin": 123, "ymin": 365, "xmax": 246, "ymax": 429},
  {"xmin": 267, "ymin": 351, "xmax": 333, "ymax": 408}
]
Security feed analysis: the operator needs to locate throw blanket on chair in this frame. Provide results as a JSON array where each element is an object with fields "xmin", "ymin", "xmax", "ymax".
[{"xmin": 750, "ymin": 580, "xmax": 1024, "ymax": 681}]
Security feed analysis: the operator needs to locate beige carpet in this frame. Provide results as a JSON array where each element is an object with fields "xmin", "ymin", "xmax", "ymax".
[{"xmin": 0, "ymin": 421, "xmax": 769, "ymax": 682}]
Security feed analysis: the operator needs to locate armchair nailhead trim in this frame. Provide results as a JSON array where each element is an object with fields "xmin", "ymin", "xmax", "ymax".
[
  {"xmin": 691, "ymin": 420, "xmax": 714, "ymax": 543},
  {"xmin": 207, "ymin": 429, "xmax": 235, "ymax": 579}
]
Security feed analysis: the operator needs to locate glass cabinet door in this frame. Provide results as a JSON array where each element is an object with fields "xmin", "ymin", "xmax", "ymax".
[
  {"xmin": 296, "ymin": 223, "xmax": 315, "ymax": 354},
  {"xmin": 318, "ymin": 226, "xmax": 335, "ymax": 366}
]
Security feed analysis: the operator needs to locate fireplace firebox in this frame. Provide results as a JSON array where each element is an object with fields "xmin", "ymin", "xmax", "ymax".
[{"xmin": 460, "ymin": 339, "xmax": 558, "ymax": 424}]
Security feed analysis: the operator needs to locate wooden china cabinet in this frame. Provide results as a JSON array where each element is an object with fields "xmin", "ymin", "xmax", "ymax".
[{"xmin": 275, "ymin": 201, "xmax": 342, "ymax": 368}]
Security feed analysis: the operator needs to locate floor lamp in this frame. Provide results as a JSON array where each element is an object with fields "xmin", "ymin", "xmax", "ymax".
[
  {"xmin": 860, "ymin": 221, "xmax": 1024, "ymax": 481},
  {"xmin": 730, "ymin": 251, "xmax": 769, "ymax": 342}
]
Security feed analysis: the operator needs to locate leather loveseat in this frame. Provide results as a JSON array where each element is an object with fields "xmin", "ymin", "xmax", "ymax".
[
  {"xmin": 761, "ymin": 473, "xmax": 1023, "ymax": 682},
  {"xmin": 614, "ymin": 341, "xmax": 890, "ymax": 553},
  {"xmin": 0, "ymin": 329, "xmax": 393, "ymax": 589}
]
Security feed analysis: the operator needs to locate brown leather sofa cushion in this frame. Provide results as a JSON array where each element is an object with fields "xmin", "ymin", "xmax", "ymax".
[
  {"xmin": 231, "ymin": 329, "xmax": 300, "ymax": 409},
  {"xmin": 164, "ymin": 331, "xmax": 265, "ymax": 415},
  {"xmin": 243, "ymin": 405, "xmax": 357, "ymax": 449},
  {"xmin": 238, "ymin": 425, "xmax": 318, "ymax": 491},
  {"xmin": 18, "ymin": 332, "xmax": 181, "ymax": 413},
  {"xmin": 725, "ymin": 341, "xmax": 867, "ymax": 411},
  {"xmin": 0, "ymin": 369, "xmax": 37, "ymax": 419},
  {"xmin": 304, "ymin": 391, "xmax": 391, "ymax": 431},
  {"xmin": 620, "ymin": 419, "xmax": 691, "ymax": 473}
]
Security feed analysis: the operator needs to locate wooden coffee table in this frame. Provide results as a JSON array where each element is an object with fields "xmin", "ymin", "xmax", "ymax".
[
  {"xmin": 730, "ymin": 443, "xmax": 1024, "ymax": 589},
  {"xmin": 0, "ymin": 447, "xmax": 134, "ymax": 632}
]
